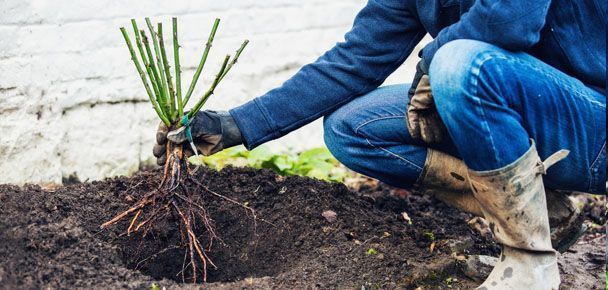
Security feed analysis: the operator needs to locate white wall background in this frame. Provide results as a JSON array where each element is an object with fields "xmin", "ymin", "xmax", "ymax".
[{"xmin": 0, "ymin": 0, "xmax": 428, "ymax": 185}]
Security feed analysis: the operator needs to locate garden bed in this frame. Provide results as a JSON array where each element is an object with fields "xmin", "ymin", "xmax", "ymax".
[{"xmin": 0, "ymin": 166, "xmax": 604, "ymax": 289}]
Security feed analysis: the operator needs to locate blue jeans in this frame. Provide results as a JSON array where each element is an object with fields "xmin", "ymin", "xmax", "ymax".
[{"xmin": 324, "ymin": 40, "xmax": 606, "ymax": 194}]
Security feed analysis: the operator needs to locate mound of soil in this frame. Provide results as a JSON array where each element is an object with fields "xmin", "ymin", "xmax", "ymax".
[{"xmin": 0, "ymin": 166, "xmax": 604, "ymax": 289}]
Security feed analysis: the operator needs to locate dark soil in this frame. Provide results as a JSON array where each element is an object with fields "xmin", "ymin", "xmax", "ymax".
[{"xmin": 0, "ymin": 166, "xmax": 603, "ymax": 289}]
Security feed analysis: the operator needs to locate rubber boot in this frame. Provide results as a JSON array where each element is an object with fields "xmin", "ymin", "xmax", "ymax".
[
  {"xmin": 546, "ymin": 190, "xmax": 587, "ymax": 253},
  {"xmin": 417, "ymin": 149, "xmax": 483, "ymax": 216},
  {"xmin": 417, "ymin": 149, "xmax": 585, "ymax": 253},
  {"xmin": 468, "ymin": 141, "xmax": 567, "ymax": 289}
]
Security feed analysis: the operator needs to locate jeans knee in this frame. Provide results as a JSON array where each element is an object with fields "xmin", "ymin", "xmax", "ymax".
[
  {"xmin": 430, "ymin": 40, "xmax": 509, "ymax": 122},
  {"xmin": 430, "ymin": 39, "xmax": 497, "ymax": 83},
  {"xmin": 323, "ymin": 110, "xmax": 353, "ymax": 164}
]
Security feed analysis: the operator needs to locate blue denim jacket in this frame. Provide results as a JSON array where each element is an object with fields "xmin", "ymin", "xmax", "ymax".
[{"xmin": 231, "ymin": 0, "xmax": 607, "ymax": 149}]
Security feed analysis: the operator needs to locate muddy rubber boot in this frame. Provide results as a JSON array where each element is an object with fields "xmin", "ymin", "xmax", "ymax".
[
  {"xmin": 546, "ymin": 190, "xmax": 587, "ymax": 253},
  {"xmin": 467, "ymin": 141, "xmax": 567, "ymax": 290},
  {"xmin": 417, "ymin": 149, "xmax": 585, "ymax": 253},
  {"xmin": 417, "ymin": 149, "xmax": 484, "ymax": 216}
]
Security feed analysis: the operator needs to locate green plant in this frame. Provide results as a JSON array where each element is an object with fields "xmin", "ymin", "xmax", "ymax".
[
  {"xmin": 191, "ymin": 146, "xmax": 349, "ymax": 182},
  {"xmin": 365, "ymin": 248, "xmax": 378, "ymax": 255},
  {"xmin": 102, "ymin": 17, "xmax": 249, "ymax": 284},
  {"xmin": 445, "ymin": 277, "xmax": 456, "ymax": 288},
  {"xmin": 122, "ymin": 18, "xmax": 247, "ymax": 127}
]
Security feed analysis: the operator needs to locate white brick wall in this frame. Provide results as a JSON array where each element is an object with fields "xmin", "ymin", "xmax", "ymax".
[{"xmin": 0, "ymin": 0, "xmax": 428, "ymax": 185}]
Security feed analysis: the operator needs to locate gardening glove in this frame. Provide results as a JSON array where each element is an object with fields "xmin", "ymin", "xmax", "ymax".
[
  {"xmin": 406, "ymin": 59, "xmax": 448, "ymax": 144},
  {"xmin": 153, "ymin": 110, "xmax": 243, "ymax": 165}
]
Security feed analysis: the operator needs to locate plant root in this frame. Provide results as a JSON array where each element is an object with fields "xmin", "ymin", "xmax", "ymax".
[{"xmin": 101, "ymin": 142, "xmax": 253, "ymax": 283}]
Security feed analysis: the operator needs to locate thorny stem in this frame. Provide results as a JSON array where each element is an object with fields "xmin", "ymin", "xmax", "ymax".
[
  {"xmin": 119, "ymin": 27, "xmax": 169, "ymax": 125},
  {"xmin": 141, "ymin": 31, "xmax": 167, "ymax": 116},
  {"xmin": 146, "ymin": 18, "xmax": 170, "ymax": 115},
  {"xmin": 131, "ymin": 20, "xmax": 164, "ymax": 120},
  {"xmin": 219, "ymin": 40, "xmax": 249, "ymax": 82},
  {"xmin": 186, "ymin": 40, "xmax": 248, "ymax": 120},
  {"xmin": 183, "ymin": 18, "xmax": 220, "ymax": 106},
  {"xmin": 173, "ymin": 18, "xmax": 183, "ymax": 117},
  {"xmin": 158, "ymin": 22, "xmax": 177, "ymax": 119},
  {"xmin": 188, "ymin": 54, "xmax": 231, "ymax": 119}
]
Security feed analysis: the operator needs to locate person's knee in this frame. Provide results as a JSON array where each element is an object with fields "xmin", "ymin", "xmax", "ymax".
[
  {"xmin": 322, "ymin": 113, "xmax": 341, "ymax": 153},
  {"xmin": 430, "ymin": 40, "xmax": 508, "ymax": 123},
  {"xmin": 430, "ymin": 39, "xmax": 499, "ymax": 83},
  {"xmin": 324, "ymin": 104, "xmax": 425, "ymax": 188},
  {"xmin": 323, "ymin": 109, "xmax": 355, "ymax": 164}
]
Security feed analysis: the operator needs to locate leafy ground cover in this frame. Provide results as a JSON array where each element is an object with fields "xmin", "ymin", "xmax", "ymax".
[{"xmin": 191, "ymin": 146, "xmax": 349, "ymax": 182}]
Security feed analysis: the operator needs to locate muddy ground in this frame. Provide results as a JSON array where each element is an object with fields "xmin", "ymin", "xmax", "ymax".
[{"xmin": 0, "ymin": 166, "xmax": 605, "ymax": 289}]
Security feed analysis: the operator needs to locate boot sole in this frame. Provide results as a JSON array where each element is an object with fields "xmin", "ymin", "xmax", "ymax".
[{"xmin": 554, "ymin": 223, "xmax": 588, "ymax": 254}]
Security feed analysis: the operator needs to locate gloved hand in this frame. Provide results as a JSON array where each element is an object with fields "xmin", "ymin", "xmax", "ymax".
[
  {"xmin": 406, "ymin": 59, "xmax": 448, "ymax": 144},
  {"xmin": 153, "ymin": 110, "xmax": 243, "ymax": 165}
]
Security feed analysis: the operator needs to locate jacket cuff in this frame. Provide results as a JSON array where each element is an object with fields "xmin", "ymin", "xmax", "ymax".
[{"xmin": 229, "ymin": 98, "xmax": 277, "ymax": 150}]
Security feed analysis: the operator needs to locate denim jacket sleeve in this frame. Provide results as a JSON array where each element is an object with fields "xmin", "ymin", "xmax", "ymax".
[
  {"xmin": 230, "ymin": 0, "xmax": 425, "ymax": 149},
  {"xmin": 421, "ymin": 0, "xmax": 551, "ymax": 64}
]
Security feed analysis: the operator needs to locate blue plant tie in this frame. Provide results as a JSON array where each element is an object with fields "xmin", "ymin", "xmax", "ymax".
[
  {"xmin": 181, "ymin": 115, "xmax": 193, "ymax": 143},
  {"xmin": 181, "ymin": 115, "xmax": 199, "ymax": 157}
]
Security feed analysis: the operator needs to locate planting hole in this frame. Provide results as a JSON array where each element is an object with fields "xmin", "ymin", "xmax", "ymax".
[{"xmin": 116, "ymin": 207, "xmax": 290, "ymax": 283}]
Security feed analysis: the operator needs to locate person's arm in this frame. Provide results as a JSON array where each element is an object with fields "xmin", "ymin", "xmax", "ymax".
[
  {"xmin": 230, "ymin": 0, "xmax": 426, "ymax": 149},
  {"xmin": 421, "ymin": 0, "xmax": 551, "ymax": 64}
]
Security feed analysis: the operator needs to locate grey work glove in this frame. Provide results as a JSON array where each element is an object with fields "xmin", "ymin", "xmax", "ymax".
[
  {"xmin": 406, "ymin": 59, "xmax": 448, "ymax": 144},
  {"xmin": 153, "ymin": 110, "xmax": 243, "ymax": 165}
]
